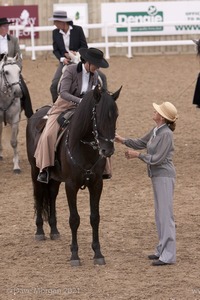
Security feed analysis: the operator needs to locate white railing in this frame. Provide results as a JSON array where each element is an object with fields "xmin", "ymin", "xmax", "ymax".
[{"xmin": 10, "ymin": 21, "xmax": 199, "ymax": 60}]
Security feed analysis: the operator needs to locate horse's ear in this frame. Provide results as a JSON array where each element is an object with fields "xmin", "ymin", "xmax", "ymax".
[
  {"xmin": 112, "ymin": 86, "xmax": 122, "ymax": 101},
  {"xmin": 14, "ymin": 53, "xmax": 19, "ymax": 61},
  {"xmin": 2, "ymin": 54, "xmax": 8, "ymax": 63},
  {"xmin": 93, "ymin": 85, "xmax": 101, "ymax": 103}
]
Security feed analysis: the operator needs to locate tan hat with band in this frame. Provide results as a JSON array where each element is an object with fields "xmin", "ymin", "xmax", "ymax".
[{"xmin": 153, "ymin": 102, "xmax": 178, "ymax": 122}]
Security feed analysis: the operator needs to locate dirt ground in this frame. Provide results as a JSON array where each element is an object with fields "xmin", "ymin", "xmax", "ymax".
[{"xmin": 1, "ymin": 53, "xmax": 200, "ymax": 300}]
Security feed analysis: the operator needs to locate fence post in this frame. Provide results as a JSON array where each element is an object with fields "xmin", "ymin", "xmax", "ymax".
[
  {"xmin": 30, "ymin": 24, "xmax": 36, "ymax": 60},
  {"xmin": 127, "ymin": 21, "xmax": 132, "ymax": 58},
  {"xmin": 104, "ymin": 24, "xmax": 110, "ymax": 59}
]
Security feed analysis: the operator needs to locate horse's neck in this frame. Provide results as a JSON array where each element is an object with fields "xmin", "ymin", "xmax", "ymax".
[{"xmin": 67, "ymin": 111, "xmax": 93, "ymax": 150}]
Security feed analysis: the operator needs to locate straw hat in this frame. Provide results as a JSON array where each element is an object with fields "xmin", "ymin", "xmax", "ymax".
[
  {"xmin": 48, "ymin": 11, "xmax": 72, "ymax": 22},
  {"xmin": 153, "ymin": 102, "xmax": 178, "ymax": 122},
  {"xmin": 79, "ymin": 48, "xmax": 109, "ymax": 68}
]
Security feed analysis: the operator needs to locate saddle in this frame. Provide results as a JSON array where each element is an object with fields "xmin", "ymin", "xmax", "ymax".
[
  {"xmin": 57, "ymin": 108, "xmax": 75, "ymax": 129},
  {"xmin": 36, "ymin": 107, "xmax": 75, "ymax": 133}
]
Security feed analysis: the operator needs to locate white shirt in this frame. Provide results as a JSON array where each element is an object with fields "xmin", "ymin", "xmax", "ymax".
[
  {"xmin": 0, "ymin": 34, "xmax": 8, "ymax": 54},
  {"xmin": 59, "ymin": 26, "xmax": 72, "ymax": 63},
  {"xmin": 81, "ymin": 64, "xmax": 90, "ymax": 95},
  {"xmin": 153, "ymin": 123, "xmax": 166, "ymax": 137}
]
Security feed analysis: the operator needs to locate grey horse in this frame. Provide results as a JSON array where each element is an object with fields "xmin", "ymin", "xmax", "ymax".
[{"xmin": 0, "ymin": 54, "xmax": 22, "ymax": 173}]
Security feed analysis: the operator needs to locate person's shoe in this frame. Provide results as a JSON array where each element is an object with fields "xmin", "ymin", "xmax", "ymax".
[
  {"xmin": 37, "ymin": 168, "xmax": 49, "ymax": 184},
  {"xmin": 152, "ymin": 260, "xmax": 169, "ymax": 266},
  {"xmin": 148, "ymin": 254, "xmax": 159, "ymax": 260},
  {"xmin": 102, "ymin": 174, "xmax": 112, "ymax": 180}
]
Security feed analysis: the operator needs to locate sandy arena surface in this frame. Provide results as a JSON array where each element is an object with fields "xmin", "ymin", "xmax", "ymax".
[{"xmin": 1, "ymin": 53, "xmax": 200, "ymax": 300}]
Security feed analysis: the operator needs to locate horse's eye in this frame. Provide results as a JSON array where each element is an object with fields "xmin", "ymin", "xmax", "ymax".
[{"xmin": 4, "ymin": 70, "xmax": 9, "ymax": 75}]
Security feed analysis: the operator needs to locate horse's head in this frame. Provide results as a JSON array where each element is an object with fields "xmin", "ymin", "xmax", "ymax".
[
  {"xmin": 92, "ymin": 85, "xmax": 122, "ymax": 157},
  {"xmin": 68, "ymin": 85, "xmax": 122, "ymax": 159},
  {"xmin": 0, "ymin": 54, "xmax": 22, "ymax": 98}
]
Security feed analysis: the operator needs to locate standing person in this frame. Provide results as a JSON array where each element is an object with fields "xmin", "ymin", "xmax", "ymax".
[
  {"xmin": 0, "ymin": 17, "xmax": 33, "ymax": 118},
  {"xmin": 115, "ymin": 102, "xmax": 178, "ymax": 266},
  {"xmin": 192, "ymin": 39, "xmax": 200, "ymax": 108},
  {"xmin": 34, "ymin": 47, "xmax": 109, "ymax": 184},
  {"xmin": 192, "ymin": 72, "xmax": 200, "ymax": 108},
  {"xmin": 49, "ymin": 10, "xmax": 108, "ymax": 103}
]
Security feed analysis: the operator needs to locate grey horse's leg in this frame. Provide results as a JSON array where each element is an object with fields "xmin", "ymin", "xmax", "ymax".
[
  {"xmin": 0, "ymin": 122, "xmax": 3, "ymax": 160},
  {"xmin": 10, "ymin": 122, "xmax": 21, "ymax": 173}
]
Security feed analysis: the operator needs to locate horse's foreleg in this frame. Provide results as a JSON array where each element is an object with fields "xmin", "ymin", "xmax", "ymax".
[
  {"xmin": 0, "ymin": 123, "xmax": 3, "ymax": 160},
  {"xmin": 10, "ymin": 122, "xmax": 20, "ymax": 173},
  {"xmin": 89, "ymin": 184, "xmax": 105, "ymax": 265},
  {"xmin": 66, "ymin": 184, "xmax": 80, "ymax": 266},
  {"xmin": 48, "ymin": 181, "xmax": 61, "ymax": 240}
]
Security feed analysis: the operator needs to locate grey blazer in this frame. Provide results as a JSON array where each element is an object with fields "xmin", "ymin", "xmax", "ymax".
[
  {"xmin": 124, "ymin": 124, "xmax": 176, "ymax": 178},
  {"xmin": 7, "ymin": 34, "xmax": 22, "ymax": 69},
  {"xmin": 59, "ymin": 62, "xmax": 99, "ymax": 104}
]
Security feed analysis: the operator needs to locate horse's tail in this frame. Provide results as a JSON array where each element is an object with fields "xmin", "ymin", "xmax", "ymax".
[
  {"xmin": 33, "ymin": 186, "xmax": 51, "ymax": 222},
  {"xmin": 33, "ymin": 179, "xmax": 61, "ymax": 222}
]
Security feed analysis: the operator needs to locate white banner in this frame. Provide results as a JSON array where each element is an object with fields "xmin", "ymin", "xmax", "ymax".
[
  {"xmin": 53, "ymin": 3, "xmax": 88, "ymax": 37},
  {"xmin": 101, "ymin": 1, "xmax": 200, "ymax": 36}
]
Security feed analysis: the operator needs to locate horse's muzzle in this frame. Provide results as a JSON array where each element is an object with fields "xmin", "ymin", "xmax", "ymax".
[{"xmin": 99, "ymin": 147, "xmax": 114, "ymax": 158}]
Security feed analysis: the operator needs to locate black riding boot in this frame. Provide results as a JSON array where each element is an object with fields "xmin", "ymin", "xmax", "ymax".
[{"xmin": 20, "ymin": 75, "xmax": 34, "ymax": 118}]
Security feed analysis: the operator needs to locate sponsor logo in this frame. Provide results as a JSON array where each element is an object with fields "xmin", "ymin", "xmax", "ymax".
[{"xmin": 116, "ymin": 6, "xmax": 164, "ymax": 32}]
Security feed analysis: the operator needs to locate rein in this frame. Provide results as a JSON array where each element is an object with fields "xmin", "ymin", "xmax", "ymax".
[{"xmin": 0, "ymin": 62, "xmax": 21, "ymax": 95}]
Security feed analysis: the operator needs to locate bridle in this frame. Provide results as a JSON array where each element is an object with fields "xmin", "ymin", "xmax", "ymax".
[
  {"xmin": 0, "ymin": 61, "xmax": 21, "ymax": 125},
  {"xmin": 65, "ymin": 104, "xmax": 115, "ymax": 189},
  {"xmin": 0, "ymin": 61, "xmax": 21, "ymax": 95},
  {"xmin": 80, "ymin": 106, "xmax": 115, "ymax": 149}
]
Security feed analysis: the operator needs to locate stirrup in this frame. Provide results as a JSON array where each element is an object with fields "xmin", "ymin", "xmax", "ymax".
[{"xmin": 37, "ymin": 168, "xmax": 49, "ymax": 184}]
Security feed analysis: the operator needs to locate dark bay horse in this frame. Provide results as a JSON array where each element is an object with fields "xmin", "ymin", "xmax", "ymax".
[{"xmin": 26, "ymin": 85, "xmax": 121, "ymax": 266}]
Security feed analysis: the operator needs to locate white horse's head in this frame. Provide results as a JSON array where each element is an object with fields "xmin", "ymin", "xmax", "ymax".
[{"xmin": 0, "ymin": 54, "xmax": 22, "ymax": 98}]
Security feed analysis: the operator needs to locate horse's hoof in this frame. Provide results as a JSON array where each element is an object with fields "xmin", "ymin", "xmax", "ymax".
[
  {"xmin": 70, "ymin": 259, "xmax": 81, "ymax": 267},
  {"xmin": 50, "ymin": 233, "xmax": 60, "ymax": 240},
  {"xmin": 35, "ymin": 234, "xmax": 46, "ymax": 241},
  {"xmin": 94, "ymin": 257, "xmax": 106, "ymax": 265},
  {"xmin": 13, "ymin": 169, "xmax": 21, "ymax": 174}
]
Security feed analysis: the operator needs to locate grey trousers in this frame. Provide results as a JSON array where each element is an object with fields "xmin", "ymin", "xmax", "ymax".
[{"xmin": 151, "ymin": 176, "xmax": 176, "ymax": 263}]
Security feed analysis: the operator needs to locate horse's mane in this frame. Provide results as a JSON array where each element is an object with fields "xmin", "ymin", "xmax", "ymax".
[
  {"xmin": 70, "ymin": 90, "xmax": 96, "ymax": 138},
  {"xmin": 72, "ymin": 88, "xmax": 117, "ymax": 130}
]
